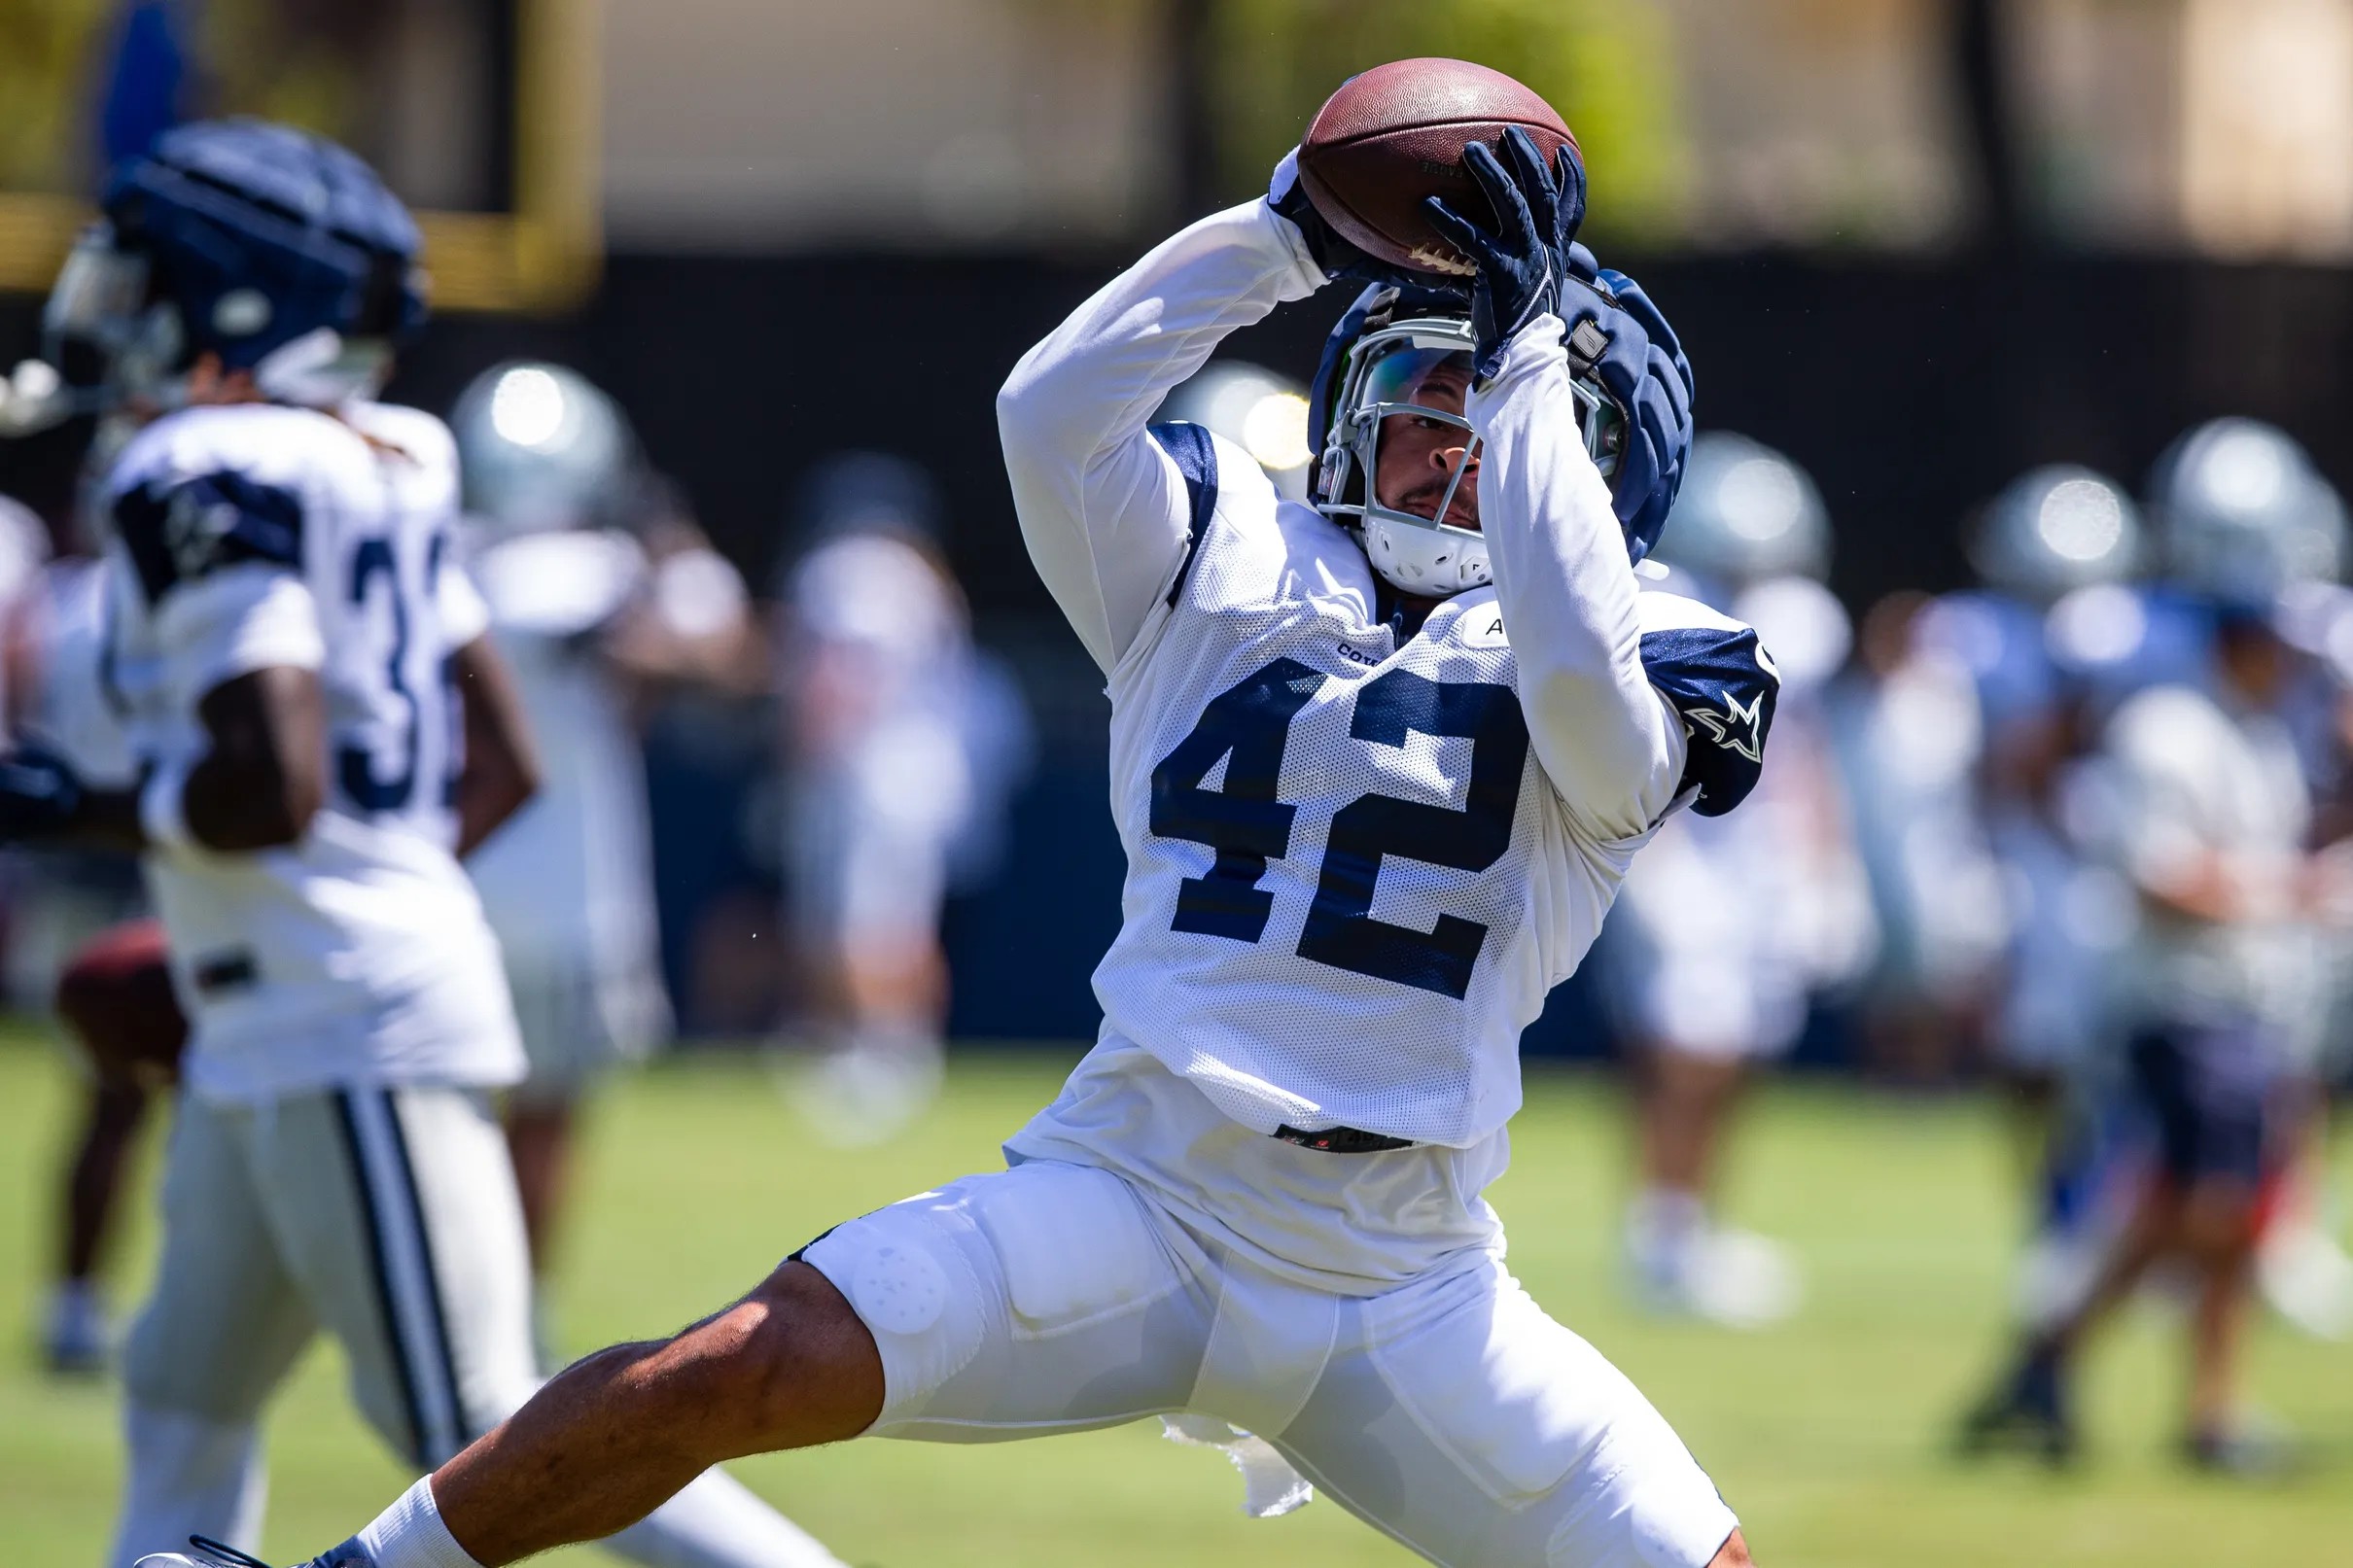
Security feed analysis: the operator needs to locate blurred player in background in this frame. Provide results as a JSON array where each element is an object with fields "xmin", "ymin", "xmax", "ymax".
[
  {"xmin": 1156, "ymin": 358, "xmax": 1317, "ymax": 501},
  {"xmin": 1952, "ymin": 467, "xmax": 2149, "ymax": 1327},
  {"xmin": 1605, "ymin": 434, "xmax": 1874, "ymax": 1327},
  {"xmin": 774, "ymin": 451, "xmax": 1027, "ymax": 1141},
  {"xmin": 1963, "ymin": 419, "xmax": 2344, "ymax": 1472},
  {"xmin": 452, "ymin": 362, "xmax": 760, "ymax": 1282},
  {"xmin": 0, "ymin": 496, "xmax": 173, "ymax": 1375},
  {"xmin": 0, "ymin": 121, "xmax": 839, "ymax": 1568},
  {"xmin": 1832, "ymin": 588, "xmax": 2009, "ymax": 1082}
]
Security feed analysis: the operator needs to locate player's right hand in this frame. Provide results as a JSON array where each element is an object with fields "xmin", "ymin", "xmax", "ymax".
[
  {"xmin": 0, "ymin": 744, "xmax": 84, "ymax": 842},
  {"xmin": 1267, "ymin": 148, "xmax": 1422, "ymax": 290},
  {"xmin": 1420, "ymin": 130, "xmax": 1564, "ymax": 382}
]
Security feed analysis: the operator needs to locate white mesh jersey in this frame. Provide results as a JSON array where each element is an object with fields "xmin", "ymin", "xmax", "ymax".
[
  {"xmin": 1094, "ymin": 482, "xmax": 1709, "ymax": 1145},
  {"xmin": 996, "ymin": 198, "xmax": 1777, "ymax": 1285},
  {"xmin": 101, "ymin": 401, "xmax": 522, "ymax": 1103},
  {"xmin": 465, "ymin": 527, "xmax": 669, "ymax": 1042},
  {"xmin": 18, "ymin": 556, "xmax": 139, "ymax": 787}
]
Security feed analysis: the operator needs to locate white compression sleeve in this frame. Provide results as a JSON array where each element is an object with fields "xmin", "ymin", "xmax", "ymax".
[
  {"xmin": 998, "ymin": 198, "xmax": 1326, "ymax": 671},
  {"xmin": 1467, "ymin": 316, "xmax": 1685, "ymax": 842}
]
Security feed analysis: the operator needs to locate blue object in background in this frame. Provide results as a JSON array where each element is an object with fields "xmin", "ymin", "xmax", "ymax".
[{"xmin": 98, "ymin": 0, "xmax": 193, "ymax": 171}]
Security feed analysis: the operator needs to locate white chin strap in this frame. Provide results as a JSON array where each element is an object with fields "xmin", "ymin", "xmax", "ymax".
[
  {"xmin": 253, "ymin": 328, "xmax": 394, "ymax": 408},
  {"xmin": 1360, "ymin": 513, "xmax": 1491, "ymax": 594}
]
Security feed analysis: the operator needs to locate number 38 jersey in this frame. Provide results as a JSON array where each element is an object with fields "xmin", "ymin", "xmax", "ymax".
[
  {"xmin": 1083, "ymin": 430, "xmax": 1774, "ymax": 1152},
  {"xmin": 101, "ymin": 401, "xmax": 523, "ymax": 1103}
]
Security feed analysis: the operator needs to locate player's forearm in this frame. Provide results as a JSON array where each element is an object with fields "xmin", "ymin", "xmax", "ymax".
[
  {"xmin": 178, "ymin": 667, "xmax": 328, "ymax": 852},
  {"xmin": 450, "ymin": 635, "xmax": 541, "ymax": 858},
  {"xmin": 1001, "ymin": 201, "xmax": 1323, "ymax": 668},
  {"xmin": 1469, "ymin": 319, "xmax": 1675, "ymax": 828},
  {"xmin": 2136, "ymin": 854, "xmax": 2266, "ymax": 924},
  {"xmin": 999, "ymin": 199, "xmax": 1323, "ymax": 476}
]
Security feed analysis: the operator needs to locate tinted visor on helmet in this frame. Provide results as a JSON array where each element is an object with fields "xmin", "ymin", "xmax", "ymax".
[
  {"xmin": 1319, "ymin": 319, "xmax": 1622, "ymax": 537},
  {"xmin": 1360, "ymin": 340, "xmax": 1481, "ymax": 529}
]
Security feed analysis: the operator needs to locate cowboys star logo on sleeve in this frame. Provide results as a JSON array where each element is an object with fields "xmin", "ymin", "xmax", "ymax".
[
  {"xmin": 114, "ymin": 469, "xmax": 306, "ymax": 604},
  {"xmin": 1634, "ymin": 610, "xmax": 1780, "ymax": 817},
  {"xmin": 162, "ymin": 482, "xmax": 247, "ymax": 580},
  {"xmin": 1687, "ymin": 687, "xmax": 1764, "ymax": 764}
]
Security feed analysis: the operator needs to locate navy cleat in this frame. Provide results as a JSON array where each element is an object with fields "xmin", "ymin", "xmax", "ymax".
[
  {"xmin": 1957, "ymin": 1346, "xmax": 2078, "ymax": 1466},
  {"xmin": 136, "ymin": 1535, "xmax": 370, "ymax": 1568},
  {"xmin": 2184, "ymin": 1419, "xmax": 2303, "ymax": 1479}
]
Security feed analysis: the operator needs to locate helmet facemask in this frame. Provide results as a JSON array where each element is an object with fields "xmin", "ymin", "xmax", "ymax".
[{"xmin": 1314, "ymin": 314, "xmax": 1621, "ymax": 597}]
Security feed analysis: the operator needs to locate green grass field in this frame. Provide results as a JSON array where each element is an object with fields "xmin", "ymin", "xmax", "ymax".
[{"xmin": 1, "ymin": 1033, "xmax": 2346, "ymax": 1566}]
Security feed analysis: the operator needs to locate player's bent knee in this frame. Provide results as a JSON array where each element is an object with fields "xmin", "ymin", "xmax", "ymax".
[
  {"xmin": 694, "ymin": 1259, "xmax": 886, "ymax": 1453},
  {"xmin": 1707, "ymin": 1528, "xmax": 1756, "ymax": 1568}
]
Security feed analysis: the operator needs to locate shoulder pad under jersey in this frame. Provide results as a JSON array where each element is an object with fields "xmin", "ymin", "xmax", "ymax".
[
  {"xmin": 1148, "ymin": 420, "xmax": 1221, "ymax": 608},
  {"xmin": 1637, "ymin": 589, "xmax": 1780, "ymax": 817},
  {"xmin": 111, "ymin": 466, "xmax": 304, "ymax": 607}
]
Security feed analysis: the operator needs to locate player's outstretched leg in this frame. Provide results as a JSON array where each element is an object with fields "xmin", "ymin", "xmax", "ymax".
[
  {"xmin": 1272, "ymin": 1256, "xmax": 1752, "ymax": 1568},
  {"xmin": 360, "ymin": 1259, "xmax": 880, "ymax": 1568},
  {"xmin": 49, "ymin": 918, "xmax": 186, "ymax": 1374}
]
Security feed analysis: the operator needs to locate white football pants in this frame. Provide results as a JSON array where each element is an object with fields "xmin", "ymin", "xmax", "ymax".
[
  {"xmin": 112, "ymin": 1084, "xmax": 842, "ymax": 1568},
  {"xmin": 802, "ymin": 1159, "xmax": 1738, "ymax": 1568}
]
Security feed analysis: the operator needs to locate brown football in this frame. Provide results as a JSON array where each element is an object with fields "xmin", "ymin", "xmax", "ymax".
[{"xmin": 1296, "ymin": 58, "xmax": 1578, "ymax": 279}]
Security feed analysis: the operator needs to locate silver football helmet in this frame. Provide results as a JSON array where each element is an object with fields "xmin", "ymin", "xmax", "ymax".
[
  {"xmin": 2148, "ymin": 418, "xmax": 2343, "ymax": 604},
  {"xmin": 1648, "ymin": 433, "xmax": 1830, "ymax": 586},
  {"xmin": 1313, "ymin": 308, "xmax": 1619, "ymax": 596},
  {"xmin": 450, "ymin": 362, "xmax": 638, "ymax": 536},
  {"xmin": 1156, "ymin": 360, "xmax": 1315, "ymax": 502},
  {"xmin": 1971, "ymin": 465, "xmax": 2144, "ymax": 604}
]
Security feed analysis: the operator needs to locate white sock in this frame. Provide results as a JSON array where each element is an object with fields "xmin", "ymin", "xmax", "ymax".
[
  {"xmin": 356, "ymin": 1479, "xmax": 483, "ymax": 1568},
  {"xmin": 48, "ymin": 1277, "xmax": 108, "ymax": 1342},
  {"xmin": 1626, "ymin": 1187, "xmax": 1708, "ymax": 1278},
  {"xmin": 109, "ymin": 1404, "xmax": 266, "ymax": 1568},
  {"xmin": 608, "ymin": 1468, "xmax": 846, "ymax": 1568}
]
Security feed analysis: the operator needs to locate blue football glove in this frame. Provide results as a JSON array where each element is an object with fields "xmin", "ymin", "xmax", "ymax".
[
  {"xmin": 0, "ymin": 745, "xmax": 83, "ymax": 842},
  {"xmin": 1558, "ymin": 243, "xmax": 1696, "ymax": 562},
  {"xmin": 1421, "ymin": 130, "xmax": 1566, "ymax": 382},
  {"xmin": 1267, "ymin": 149, "xmax": 1426, "ymax": 290}
]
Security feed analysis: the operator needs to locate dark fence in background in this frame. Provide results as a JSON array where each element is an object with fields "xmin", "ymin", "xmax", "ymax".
[{"xmin": 7, "ymin": 247, "xmax": 2352, "ymax": 1052}]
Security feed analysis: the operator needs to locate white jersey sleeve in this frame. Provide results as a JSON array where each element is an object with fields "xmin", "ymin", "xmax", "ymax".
[
  {"xmin": 439, "ymin": 552, "xmax": 491, "ymax": 648},
  {"xmin": 999, "ymin": 198, "xmax": 1326, "ymax": 672},
  {"xmin": 107, "ymin": 462, "xmax": 327, "ymax": 695},
  {"xmin": 1468, "ymin": 317, "xmax": 1684, "ymax": 842}
]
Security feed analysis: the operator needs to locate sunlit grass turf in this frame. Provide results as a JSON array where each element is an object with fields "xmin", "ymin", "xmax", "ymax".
[{"xmin": 0, "ymin": 1030, "xmax": 2346, "ymax": 1566}]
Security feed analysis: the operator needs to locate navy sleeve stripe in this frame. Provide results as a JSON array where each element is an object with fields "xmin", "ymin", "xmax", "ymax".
[
  {"xmin": 1148, "ymin": 421, "xmax": 1219, "ymax": 608},
  {"xmin": 1639, "ymin": 624, "xmax": 1779, "ymax": 817},
  {"xmin": 113, "ymin": 470, "xmax": 305, "ymax": 606}
]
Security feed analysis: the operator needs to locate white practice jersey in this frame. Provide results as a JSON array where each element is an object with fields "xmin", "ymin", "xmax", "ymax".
[
  {"xmin": 18, "ymin": 555, "xmax": 139, "ymax": 787},
  {"xmin": 784, "ymin": 530, "xmax": 978, "ymax": 843},
  {"xmin": 465, "ymin": 527, "xmax": 667, "ymax": 1025},
  {"xmin": 997, "ymin": 198, "xmax": 1777, "ymax": 1289},
  {"xmin": 2088, "ymin": 682, "xmax": 2314, "ymax": 1034},
  {"xmin": 1608, "ymin": 575, "xmax": 1873, "ymax": 1056},
  {"xmin": 102, "ymin": 401, "xmax": 522, "ymax": 1103}
]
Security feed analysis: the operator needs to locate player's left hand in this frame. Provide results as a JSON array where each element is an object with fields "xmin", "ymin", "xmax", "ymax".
[
  {"xmin": 1558, "ymin": 244, "xmax": 1696, "ymax": 562},
  {"xmin": 1421, "ymin": 129, "xmax": 1565, "ymax": 382},
  {"xmin": 0, "ymin": 744, "xmax": 84, "ymax": 842}
]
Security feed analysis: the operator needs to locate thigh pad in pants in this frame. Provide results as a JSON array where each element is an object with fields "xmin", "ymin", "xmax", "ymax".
[
  {"xmin": 1278, "ymin": 1257, "xmax": 1738, "ymax": 1568},
  {"xmin": 801, "ymin": 1161, "xmax": 1214, "ymax": 1438}
]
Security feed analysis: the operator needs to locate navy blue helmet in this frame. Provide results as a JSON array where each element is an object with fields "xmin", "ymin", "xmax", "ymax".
[
  {"xmin": 1307, "ymin": 282, "xmax": 1623, "ymax": 595},
  {"xmin": 31, "ymin": 118, "xmax": 424, "ymax": 423}
]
